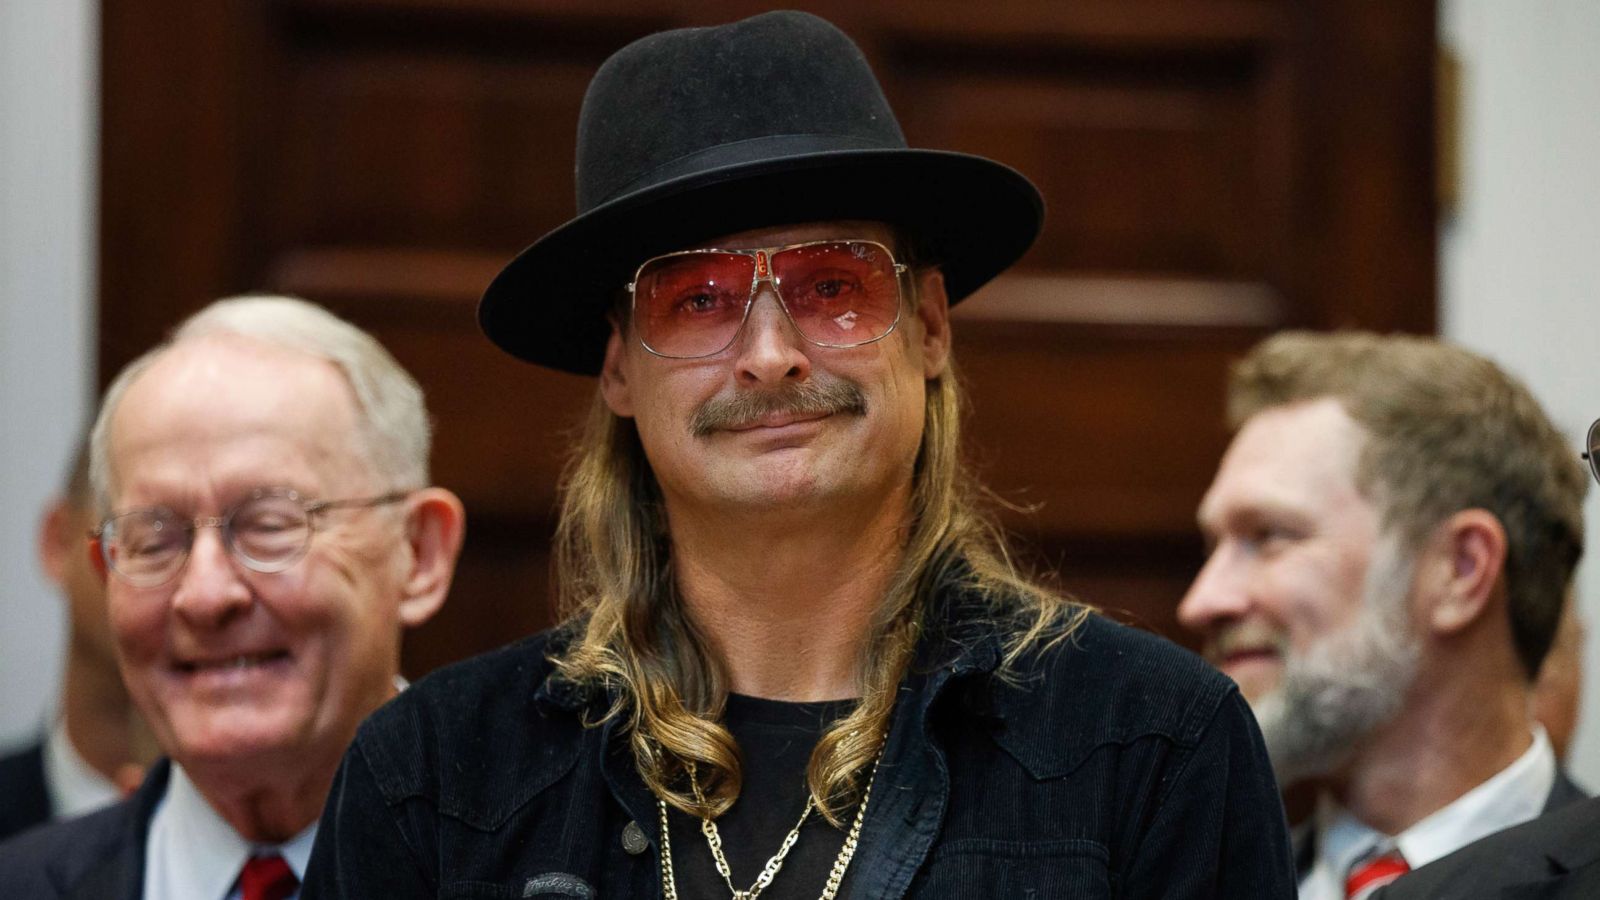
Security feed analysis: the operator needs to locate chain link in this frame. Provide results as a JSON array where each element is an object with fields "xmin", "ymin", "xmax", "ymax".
[
  {"xmin": 657, "ymin": 740, "xmax": 885, "ymax": 900},
  {"xmin": 659, "ymin": 798, "xmax": 680, "ymax": 900},
  {"xmin": 688, "ymin": 761, "xmax": 815, "ymax": 899}
]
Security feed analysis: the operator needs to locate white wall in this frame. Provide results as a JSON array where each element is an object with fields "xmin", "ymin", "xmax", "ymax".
[
  {"xmin": 0, "ymin": 0, "xmax": 96, "ymax": 747},
  {"xmin": 1440, "ymin": 0, "xmax": 1600, "ymax": 788}
]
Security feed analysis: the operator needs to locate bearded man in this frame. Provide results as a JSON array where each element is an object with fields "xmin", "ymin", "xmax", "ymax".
[
  {"xmin": 1178, "ymin": 331, "xmax": 1589, "ymax": 899},
  {"xmin": 304, "ymin": 11, "xmax": 1294, "ymax": 899}
]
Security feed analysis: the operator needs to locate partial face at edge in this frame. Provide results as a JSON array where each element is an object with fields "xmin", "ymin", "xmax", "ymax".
[{"xmin": 40, "ymin": 495, "xmax": 117, "ymax": 665}]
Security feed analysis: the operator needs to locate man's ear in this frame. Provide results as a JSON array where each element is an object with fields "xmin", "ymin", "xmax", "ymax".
[
  {"xmin": 914, "ymin": 268, "xmax": 952, "ymax": 379},
  {"xmin": 396, "ymin": 487, "xmax": 466, "ymax": 628},
  {"xmin": 600, "ymin": 321, "xmax": 635, "ymax": 418},
  {"xmin": 37, "ymin": 499, "xmax": 72, "ymax": 586},
  {"xmin": 39, "ymin": 497, "xmax": 106, "ymax": 585},
  {"xmin": 1421, "ymin": 509, "xmax": 1508, "ymax": 635}
]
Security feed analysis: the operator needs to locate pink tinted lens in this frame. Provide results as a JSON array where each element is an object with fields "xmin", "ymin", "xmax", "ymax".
[
  {"xmin": 771, "ymin": 242, "xmax": 900, "ymax": 346},
  {"xmin": 634, "ymin": 252, "xmax": 757, "ymax": 357}
]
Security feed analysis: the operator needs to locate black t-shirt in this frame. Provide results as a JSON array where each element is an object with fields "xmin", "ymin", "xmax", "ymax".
[{"xmin": 665, "ymin": 694, "xmax": 861, "ymax": 900}]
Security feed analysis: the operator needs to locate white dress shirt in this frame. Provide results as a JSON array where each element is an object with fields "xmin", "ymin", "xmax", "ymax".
[
  {"xmin": 1298, "ymin": 727, "xmax": 1557, "ymax": 900},
  {"xmin": 143, "ymin": 763, "xmax": 316, "ymax": 900},
  {"xmin": 140, "ymin": 676, "xmax": 401, "ymax": 899},
  {"xmin": 41, "ymin": 717, "xmax": 121, "ymax": 819}
]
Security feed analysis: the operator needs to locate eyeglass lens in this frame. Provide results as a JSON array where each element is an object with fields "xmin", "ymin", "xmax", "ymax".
[
  {"xmin": 633, "ymin": 240, "xmax": 901, "ymax": 358},
  {"xmin": 101, "ymin": 492, "xmax": 315, "ymax": 586},
  {"xmin": 1588, "ymin": 418, "xmax": 1600, "ymax": 486}
]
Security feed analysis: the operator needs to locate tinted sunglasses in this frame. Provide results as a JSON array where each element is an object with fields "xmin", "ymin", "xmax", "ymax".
[{"xmin": 627, "ymin": 239, "xmax": 907, "ymax": 359}]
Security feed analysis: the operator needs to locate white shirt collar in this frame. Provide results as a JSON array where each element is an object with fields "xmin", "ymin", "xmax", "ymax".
[
  {"xmin": 42, "ymin": 717, "xmax": 121, "ymax": 819},
  {"xmin": 1298, "ymin": 727, "xmax": 1556, "ymax": 899},
  {"xmin": 144, "ymin": 762, "xmax": 317, "ymax": 900},
  {"xmin": 1391, "ymin": 726, "xmax": 1556, "ymax": 866}
]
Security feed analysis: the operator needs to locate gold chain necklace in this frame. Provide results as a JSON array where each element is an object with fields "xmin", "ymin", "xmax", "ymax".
[{"xmin": 657, "ymin": 748, "xmax": 884, "ymax": 900}]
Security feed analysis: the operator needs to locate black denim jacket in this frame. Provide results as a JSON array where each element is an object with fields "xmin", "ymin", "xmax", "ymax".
[{"xmin": 304, "ymin": 596, "xmax": 1295, "ymax": 898}]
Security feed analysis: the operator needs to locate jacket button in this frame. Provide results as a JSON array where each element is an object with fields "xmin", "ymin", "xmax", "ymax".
[{"xmin": 622, "ymin": 820, "xmax": 649, "ymax": 855}]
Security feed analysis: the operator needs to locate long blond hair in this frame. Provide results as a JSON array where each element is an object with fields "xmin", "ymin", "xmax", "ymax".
[{"xmin": 550, "ymin": 353, "xmax": 1086, "ymax": 825}]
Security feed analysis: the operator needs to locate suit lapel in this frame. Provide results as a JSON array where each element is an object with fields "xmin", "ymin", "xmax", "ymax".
[
  {"xmin": 1547, "ymin": 866, "xmax": 1600, "ymax": 900},
  {"xmin": 57, "ymin": 759, "xmax": 169, "ymax": 900},
  {"xmin": 0, "ymin": 740, "xmax": 52, "ymax": 837},
  {"xmin": 1494, "ymin": 873, "xmax": 1600, "ymax": 900},
  {"xmin": 1541, "ymin": 769, "xmax": 1587, "ymax": 814},
  {"xmin": 1540, "ymin": 798, "xmax": 1600, "ymax": 877},
  {"xmin": 1493, "ymin": 794, "xmax": 1600, "ymax": 900}
]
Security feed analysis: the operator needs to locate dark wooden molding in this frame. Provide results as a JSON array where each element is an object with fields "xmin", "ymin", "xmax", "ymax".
[{"xmin": 100, "ymin": 0, "xmax": 1437, "ymax": 673}]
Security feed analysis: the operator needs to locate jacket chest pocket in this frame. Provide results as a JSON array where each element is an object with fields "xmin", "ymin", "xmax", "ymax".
[
  {"xmin": 443, "ymin": 872, "xmax": 598, "ymax": 898},
  {"xmin": 911, "ymin": 838, "xmax": 1113, "ymax": 899}
]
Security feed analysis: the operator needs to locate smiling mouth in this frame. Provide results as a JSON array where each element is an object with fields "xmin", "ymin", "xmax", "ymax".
[{"xmin": 176, "ymin": 651, "xmax": 290, "ymax": 674}]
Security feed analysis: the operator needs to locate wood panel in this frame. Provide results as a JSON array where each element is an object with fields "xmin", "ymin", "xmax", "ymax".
[{"xmin": 101, "ymin": 0, "xmax": 1436, "ymax": 671}]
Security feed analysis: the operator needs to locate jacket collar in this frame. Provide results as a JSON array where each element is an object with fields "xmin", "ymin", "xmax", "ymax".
[
  {"xmin": 56, "ymin": 758, "xmax": 170, "ymax": 900},
  {"xmin": 531, "ymin": 625, "xmax": 597, "ymax": 715}
]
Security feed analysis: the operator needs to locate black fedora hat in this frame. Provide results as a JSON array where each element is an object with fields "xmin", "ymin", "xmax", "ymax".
[{"xmin": 479, "ymin": 10, "xmax": 1044, "ymax": 375}]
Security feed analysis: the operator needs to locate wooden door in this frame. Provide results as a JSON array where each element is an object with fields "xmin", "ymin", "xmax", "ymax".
[{"xmin": 100, "ymin": 0, "xmax": 1436, "ymax": 673}]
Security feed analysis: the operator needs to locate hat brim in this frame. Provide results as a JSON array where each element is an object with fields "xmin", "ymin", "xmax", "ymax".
[{"xmin": 478, "ymin": 149, "xmax": 1044, "ymax": 375}]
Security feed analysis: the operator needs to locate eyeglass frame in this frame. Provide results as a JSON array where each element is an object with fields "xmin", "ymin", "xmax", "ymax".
[
  {"xmin": 1583, "ymin": 418, "xmax": 1600, "ymax": 486},
  {"xmin": 91, "ymin": 486, "xmax": 413, "ymax": 587},
  {"xmin": 623, "ymin": 238, "xmax": 911, "ymax": 360}
]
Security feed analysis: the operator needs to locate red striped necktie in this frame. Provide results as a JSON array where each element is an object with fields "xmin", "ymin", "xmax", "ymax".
[
  {"xmin": 238, "ymin": 854, "xmax": 299, "ymax": 900},
  {"xmin": 1345, "ymin": 847, "xmax": 1409, "ymax": 900}
]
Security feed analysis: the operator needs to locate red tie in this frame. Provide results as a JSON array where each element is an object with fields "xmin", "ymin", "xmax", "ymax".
[
  {"xmin": 238, "ymin": 854, "xmax": 299, "ymax": 900},
  {"xmin": 1345, "ymin": 848, "xmax": 1409, "ymax": 899}
]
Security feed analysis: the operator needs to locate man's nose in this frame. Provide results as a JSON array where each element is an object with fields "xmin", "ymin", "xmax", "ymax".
[
  {"xmin": 1176, "ymin": 543, "xmax": 1252, "ymax": 635},
  {"xmin": 733, "ymin": 287, "xmax": 812, "ymax": 385},
  {"xmin": 170, "ymin": 528, "xmax": 252, "ymax": 627}
]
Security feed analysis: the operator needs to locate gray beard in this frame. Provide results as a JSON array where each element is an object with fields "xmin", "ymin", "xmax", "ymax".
[{"xmin": 1253, "ymin": 542, "xmax": 1421, "ymax": 785}]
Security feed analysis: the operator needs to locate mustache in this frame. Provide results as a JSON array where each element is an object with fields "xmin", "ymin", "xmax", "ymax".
[
  {"xmin": 690, "ymin": 378, "xmax": 868, "ymax": 436},
  {"xmin": 1208, "ymin": 621, "xmax": 1290, "ymax": 662}
]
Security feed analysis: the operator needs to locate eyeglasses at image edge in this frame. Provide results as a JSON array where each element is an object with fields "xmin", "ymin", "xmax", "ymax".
[{"xmin": 1585, "ymin": 418, "xmax": 1600, "ymax": 486}]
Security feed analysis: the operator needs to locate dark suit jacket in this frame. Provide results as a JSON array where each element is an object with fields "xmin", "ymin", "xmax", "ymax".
[
  {"xmin": 1374, "ymin": 794, "xmax": 1600, "ymax": 900},
  {"xmin": 1295, "ymin": 770, "xmax": 1588, "ymax": 881},
  {"xmin": 0, "ymin": 759, "xmax": 168, "ymax": 900},
  {"xmin": 0, "ymin": 741, "xmax": 52, "ymax": 841}
]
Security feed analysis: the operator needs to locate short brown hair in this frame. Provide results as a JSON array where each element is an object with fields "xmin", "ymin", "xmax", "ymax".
[{"xmin": 1229, "ymin": 331, "xmax": 1586, "ymax": 680}]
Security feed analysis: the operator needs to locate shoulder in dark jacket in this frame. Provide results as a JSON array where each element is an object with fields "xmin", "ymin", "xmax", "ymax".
[
  {"xmin": 0, "ymin": 759, "xmax": 167, "ymax": 900},
  {"xmin": 0, "ymin": 740, "xmax": 51, "ymax": 841},
  {"xmin": 904, "ymin": 612, "xmax": 1294, "ymax": 898},
  {"xmin": 353, "ymin": 630, "xmax": 578, "ymax": 831},
  {"xmin": 984, "ymin": 613, "xmax": 1238, "ymax": 776},
  {"xmin": 1376, "ymin": 794, "xmax": 1600, "ymax": 900}
]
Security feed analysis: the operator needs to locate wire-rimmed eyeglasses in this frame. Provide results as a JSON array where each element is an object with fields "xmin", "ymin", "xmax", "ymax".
[
  {"xmin": 1584, "ymin": 419, "xmax": 1600, "ymax": 486},
  {"xmin": 625, "ymin": 239, "xmax": 908, "ymax": 359},
  {"xmin": 92, "ymin": 487, "xmax": 411, "ymax": 587}
]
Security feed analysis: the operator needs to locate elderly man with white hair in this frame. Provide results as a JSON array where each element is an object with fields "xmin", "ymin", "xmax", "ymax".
[{"xmin": 0, "ymin": 295, "xmax": 465, "ymax": 900}]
